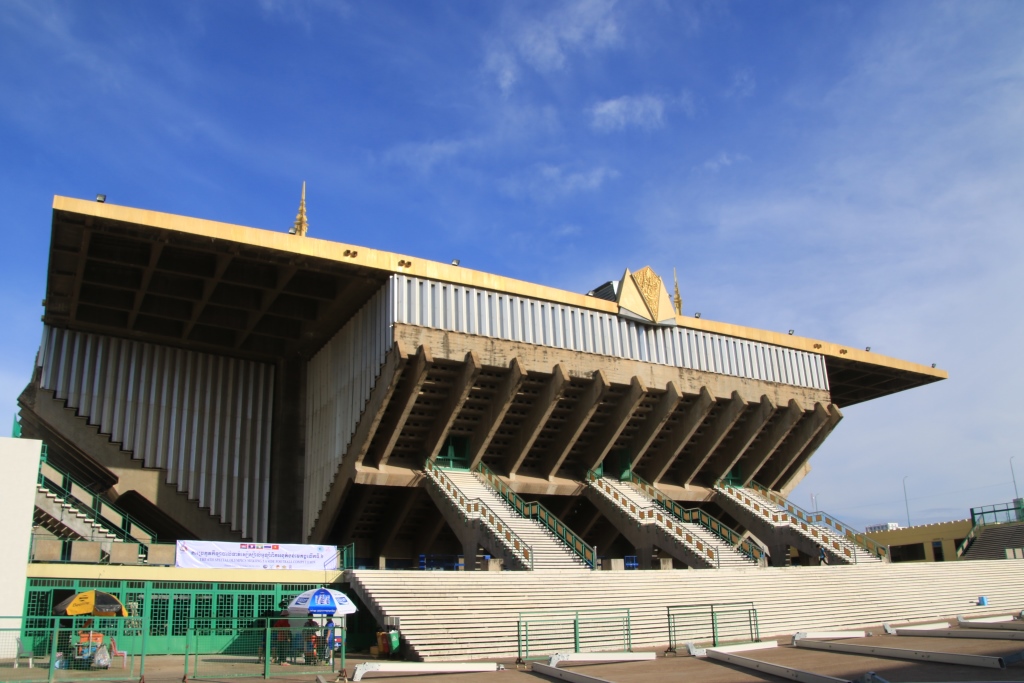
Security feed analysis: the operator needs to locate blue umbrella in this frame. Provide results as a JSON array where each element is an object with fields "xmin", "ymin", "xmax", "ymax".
[{"xmin": 286, "ymin": 588, "xmax": 357, "ymax": 616}]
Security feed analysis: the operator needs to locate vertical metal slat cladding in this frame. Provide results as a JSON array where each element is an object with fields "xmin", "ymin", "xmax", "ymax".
[
  {"xmin": 36, "ymin": 325, "xmax": 274, "ymax": 540},
  {"xmin": 303, "ymin": 284, "xmax": 392, "ymax": 539},
  {"xmin": 388, "ymin": 274, "xmax": 828, "ymax": 391}
]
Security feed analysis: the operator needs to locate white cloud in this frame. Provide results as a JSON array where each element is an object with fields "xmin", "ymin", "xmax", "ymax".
[{"xmin": 589, "ymin": 94, "xmax": 665, "ymax": 132}]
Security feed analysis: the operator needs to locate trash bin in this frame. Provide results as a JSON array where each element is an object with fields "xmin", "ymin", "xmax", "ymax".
[
  {"xmin": 978, "ymin": 596, "xmax": 988, "ymax": 606},
  {"xmin": 388, "ymin": 630, "xmax": 400, "ymax": 654}
]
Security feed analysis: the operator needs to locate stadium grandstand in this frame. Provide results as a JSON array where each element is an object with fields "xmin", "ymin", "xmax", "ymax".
[{"xmin": 12, "ymin": 194, "xmax": 1023, "ymax": 670}]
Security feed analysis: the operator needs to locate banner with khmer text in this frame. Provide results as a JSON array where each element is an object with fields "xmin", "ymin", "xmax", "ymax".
[{"xmin": 175, "ymin": 541, "xmax": 339, "ymax": 570}]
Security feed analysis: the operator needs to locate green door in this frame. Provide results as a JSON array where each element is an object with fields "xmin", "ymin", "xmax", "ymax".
[{"xmin": 435, "ymin": 436, "xmax": 470, "ymax": 470}]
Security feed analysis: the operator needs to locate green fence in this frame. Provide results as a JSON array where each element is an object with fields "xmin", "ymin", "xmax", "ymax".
[
  {"xmin": 0, "ymin": 615, "xmax": 146, "ymax": 683},
  {"xmin": 22, "ymin": 580, "xmax": 332, "ymax": 656},
  {"xmin": 184, "ymin": 622, "xmax": 346, "ymax": 679},
  {"xmin": 516, "ymin": 608, "xmax": 631, "ymax": 663},
  {"xmin": 665, "ymin": 602, "xmax": 759, "ymax": 651}
]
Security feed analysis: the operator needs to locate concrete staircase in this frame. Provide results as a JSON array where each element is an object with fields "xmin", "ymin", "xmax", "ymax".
[
  {"xmin": 715, "ymin": 483, "xmax": 884, "ymax": 565},
  {"xmin": 439, "ymin": 470, "xmax": 590, "ymax": 571},
  {"xmin": 585, "ymin": 476, "xmax": 757, "ymax": 569},
  {"xmin": 962, "ymin": 522, "xmax": 1024, "ymax": 560},
  {"xmin": 346, "ymin": 560, "xmax": 1024, "ymax": 661}
]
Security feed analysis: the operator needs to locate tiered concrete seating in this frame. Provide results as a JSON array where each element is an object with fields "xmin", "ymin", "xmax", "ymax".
[
  {"xmin": 586, "ymin": 476, "xmax": 756, "ymax": 569},
  {"xmin": 962, "ymin": 522, "xmax": 1024, "ymax": 560},
  {"xmin": 715, "ymin": 484, "xmax": 883, "ymax": 565},
  {"xmin": 443, "ymin": 471, "xmax": 589, "ymax": 571},
  {"xmin": 347, "ymin": 560, "xmax": 1024, "ymax": 661}
]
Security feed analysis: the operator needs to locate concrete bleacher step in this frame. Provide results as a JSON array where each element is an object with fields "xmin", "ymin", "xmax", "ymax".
[{"xmin": 347, "ymin": 560, "xmax": 1024, "ymax": 661}]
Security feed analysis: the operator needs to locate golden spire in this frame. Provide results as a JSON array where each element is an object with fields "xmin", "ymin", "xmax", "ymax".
[
  {"xmin": 673, "ymin": 268, "xmax": 682, "ymax": 315},
  {"xmin": 290, "ymin": 181, "xmax": 308, "ymax": 236}
]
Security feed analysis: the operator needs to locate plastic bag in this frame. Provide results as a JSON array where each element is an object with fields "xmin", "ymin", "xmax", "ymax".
[{"xmin": 93, "ymin": 645, "xmax": 111, "ymax": 669}]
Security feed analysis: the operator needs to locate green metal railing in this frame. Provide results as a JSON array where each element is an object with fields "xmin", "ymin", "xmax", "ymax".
[
  {"xmin": 665, "ymin": 602, "xmax": 759, "ymax": 651},
  {"xmin": 0, "ymin": 614, "xmax": 148, "ymax": 683},
  {"xmin": 184, "ymin": 621, "xmax": 346, "ymax": 679},
  {"xmin": 12, "ymin": 414, "xmax": 21, "ymax": 438},
  {"xmin": 957, "ymin": 500, "xmax": 1024, "ymax": 557},
  {"xmin": 37, "ymin": 456, "xmax": 159, "ymax": 550},
  {"xmin": 424, "ymin": 460, "xmax": 534, "ymax": 570},
  {"xmin": 731, "ymin": 479, "xmax": 887, "ymax": 562},
  {"xmin": 625, "ymin": 471, "xmax": 762, "ymax": 563},
  {"xmin": 339, "ymin": 543, "xmax": 356, "ymax": 571},
  {"xmin": 516, "ymin": 608, "xmax": 631, "ymax": 663},
  {"xmin": 475, "ymin": 461, "xmax": 595, "ymax": 569}
]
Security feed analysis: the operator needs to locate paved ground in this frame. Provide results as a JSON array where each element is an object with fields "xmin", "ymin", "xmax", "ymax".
[{"xmin": 23, "ymin": 621, "xmax": 1024, "ymax": 683}]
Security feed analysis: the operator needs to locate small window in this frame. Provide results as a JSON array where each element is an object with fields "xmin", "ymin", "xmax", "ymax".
[
  {"xmin": 890, "ymin": 543, "xmax": 926, "ymax": 562},
  {"xmin": 932, "ymin": 541, "xmax": 945, "ymax": 562}
]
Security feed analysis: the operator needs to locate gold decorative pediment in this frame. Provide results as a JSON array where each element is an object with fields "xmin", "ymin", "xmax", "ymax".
[{"xmin": 616, "ymin": 266, "xmax": 677, "ymax": 325}]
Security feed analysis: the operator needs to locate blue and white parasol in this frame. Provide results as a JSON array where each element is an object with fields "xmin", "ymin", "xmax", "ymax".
[{"xmin": 286, "ymin": 587, "xmax": 358, "ymax": 616}]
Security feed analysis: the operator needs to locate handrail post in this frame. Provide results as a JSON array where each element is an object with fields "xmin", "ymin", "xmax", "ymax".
[{"xmin": 573, "ymin": 613, "xmax": 580, "ymax": 653}]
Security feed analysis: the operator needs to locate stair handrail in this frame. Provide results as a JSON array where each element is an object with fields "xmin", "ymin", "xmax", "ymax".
[
  {"xmin": 741, "ymin": 480, "xmax": 887, "ymax": 562},
  {"xmin": 585, "ymin": 471, "xmax": 720, "ymax": 565},
  {"xmin": 956, "ymin": 523, "xmax": 980, "ymax": 558},
  {"xmin": 424, "ymin": 460, "xmax": 534, "ymax": 570},
  {"xmin": 626, "ymin": 471, "xmax": 762, "ymax": 564},
  {"xmin": 474, "ymin": 461, "xmax": 595, "ymax": 569},
  {"xmin": 37, "ymin": 456, "xmax": 159, "ymax": 548}
]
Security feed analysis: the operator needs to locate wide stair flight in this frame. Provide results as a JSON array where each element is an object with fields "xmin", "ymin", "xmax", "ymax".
[
  {"xmin": 423, "ymin": 462, "xmax": 592, "ymax": 571},
  {"xmin": 585, "ymin": 471, "xmax": 759, "ymax": 569},
  {"xmin": 714, "ymin": 481, "xmax": 886, "ymax": 565}
]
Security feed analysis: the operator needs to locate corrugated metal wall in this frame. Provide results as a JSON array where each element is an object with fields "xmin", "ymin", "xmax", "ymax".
[
  {"xmin": 304, "ymin": 286, "xmax": 393, "ymax": 537},
  {"xmin": 37, "ymin": 326, "xmax": 273, "ymax": 540},
  {"xmin": 388, "ymin": 274, "xmax": 828, "ymax": 391}
]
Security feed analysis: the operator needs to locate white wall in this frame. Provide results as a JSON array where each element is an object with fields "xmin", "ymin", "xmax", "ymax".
[{"xmin": 0, "ymin": 437, "xmax": 42, "ymax": 650}]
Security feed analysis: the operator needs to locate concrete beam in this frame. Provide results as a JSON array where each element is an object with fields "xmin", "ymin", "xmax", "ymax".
[
  {"xmin": 542, "ymin": 370, "xmax": 611, "ymax": 480},
  {"xmin": 422, "ymin": 351, "xmax": 482, "ymax": 460},
  {"xmin": 581, "ymin": 376, "xmax": 646, "ymax": 473},
  {"xmin": 641, "ymin": 386, "xmax": 714, "ymax": 486},
  {"xmin": 628, "ymin": 381, "xmax": 681, "ymax": 469},
  {"xmin": 740, "ymin": 399, "xmax": 803, "ymax": 487},
  {"xmin": 372, "ymin": 345, "xmax": 432, "ymax": 469},
  {"xmin": 676, "ymin": 391, "xmax": 747, "ymax": 488},
  {"xmin": 775, "ymin": 404, "xmax": 843, "ymax": 492},
  {"xmin": 468, "ymin": 359, "xmax": 525, "ymax": 469},
  {"xmin": 754, "ymin": 402, "xmax": 829, "ymax": 490},
  {"xmin": 703, "ymin": 395, "xmax": 775, "ymax": 484},
  {"xmin": 506, "ymin": 365, "xmax": 569, "ymax": 478}
]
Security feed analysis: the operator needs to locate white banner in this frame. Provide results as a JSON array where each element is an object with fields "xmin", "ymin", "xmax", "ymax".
[{"xmin": 175, "ymin": 541, "xmax": 339, "ymax": 570}]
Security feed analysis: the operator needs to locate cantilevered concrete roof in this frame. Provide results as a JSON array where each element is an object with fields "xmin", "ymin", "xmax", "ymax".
[{"xmin": 43, "ymin": 195, "xmax": 945, "ymax": 406}]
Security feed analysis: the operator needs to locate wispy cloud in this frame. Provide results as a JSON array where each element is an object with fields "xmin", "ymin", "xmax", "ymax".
[
  {"xmin": 500, "ymin": 163, "xmax": 619, "ymax": 200},
  {"xmin": 382, "ymin": 139, "xmax": 473, "ymax": 175},
  {"xmin": 258, "ymin": 0, "xmax": 353, "ymax": 29},
  {"xmin": 701, "ymin": 151, "xmax": 749, "ymax": 173},
  {"xmin": 485, "ymin": 0, "xmax": 622, "ymax": 92},
  {"xmin": 725, "ymin": 67, "xmax": 755, "ymax": 99},
  {"xmin": 589, "ymin": 94, "xmax": 665, "ymax": 132}
]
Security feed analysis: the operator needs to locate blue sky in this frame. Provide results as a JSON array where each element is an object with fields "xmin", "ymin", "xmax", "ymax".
[{"xmin": 2, "ymin": 1, "xmax": 1023, "ymax": 530}]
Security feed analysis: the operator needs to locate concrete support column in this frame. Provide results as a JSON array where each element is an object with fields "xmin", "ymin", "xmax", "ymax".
[{"xmin": 636, "ymin": 544, "xmax": 654, "ymax": 570}]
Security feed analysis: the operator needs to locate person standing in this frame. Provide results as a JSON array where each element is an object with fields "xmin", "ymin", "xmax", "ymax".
[
  {"xmin": 818, "ymin": 544, "xmax": 828, "ymax": 565},
  {"xmin": 323, "ymin": 617, "xmax": 336, "ymax": 663}
]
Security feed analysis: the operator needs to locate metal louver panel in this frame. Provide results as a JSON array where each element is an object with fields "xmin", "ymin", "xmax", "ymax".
[
  {"xmin": 304, "ymin": 285, "xmax": 392, "ymax": 537},
  {"xmin": 37, "ymin": 326, "xmax": 274, "ymax": 540},
  {"xmin": 388, "ymin": 274, "xmax": 828, "ymax": 391}
]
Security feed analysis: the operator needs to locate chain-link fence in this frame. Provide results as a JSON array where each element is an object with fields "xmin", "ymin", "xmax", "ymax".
[
  {"xmin": 184, "ymin": 619, "xmax": 346, "ymax": 679},
  {"xmin": 0, "ymin": 615, "xmax": 146, "ymax": 682}
]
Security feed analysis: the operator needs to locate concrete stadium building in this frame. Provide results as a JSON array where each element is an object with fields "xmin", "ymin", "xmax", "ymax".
[{"xmin": 15, "ymin": 195, "xmax": 948, "ymax": 572}]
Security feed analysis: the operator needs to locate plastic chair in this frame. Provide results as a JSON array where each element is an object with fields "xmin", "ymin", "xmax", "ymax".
[
  {"xmin": 14, "ymin": 637, "xmax": 33, "ymax": 668},
  {"xmin": 108, "ymin": 636, "xmax": 127, "ymax": 669}
]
